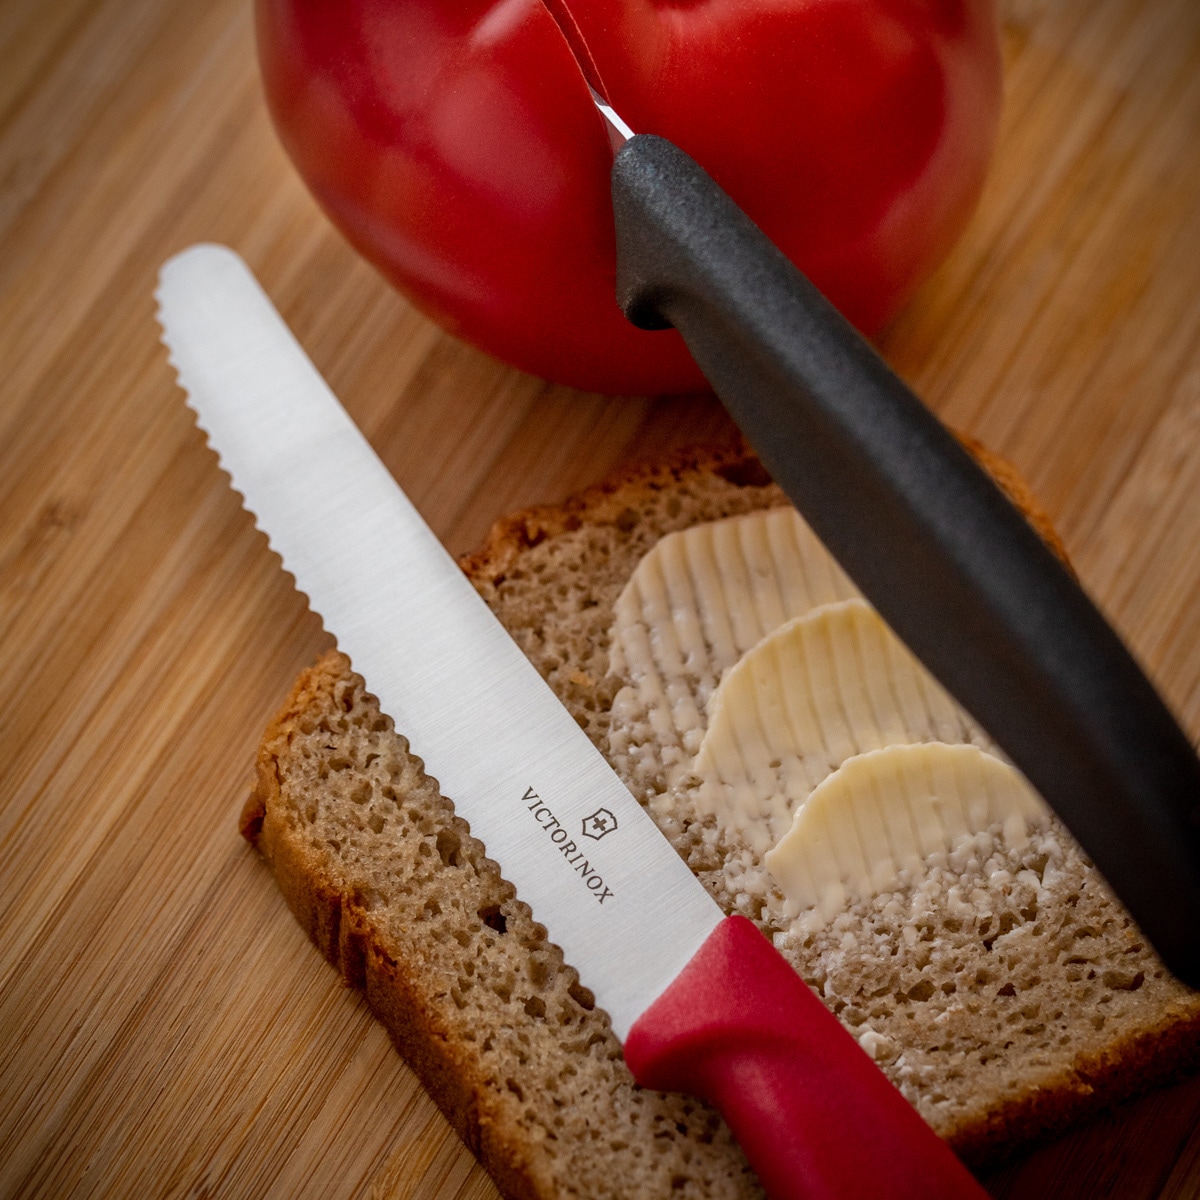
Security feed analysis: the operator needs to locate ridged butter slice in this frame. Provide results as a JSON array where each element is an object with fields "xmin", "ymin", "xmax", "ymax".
[
  {"xmin": 765, "ymin": 743, "xmax": 1050, "ymax": 923},
  {"xmin": 609, "ymin": 508, "xmax": 858, "ymax": 753},
  {"xmin": 693, "ymin": 599, "xmax": 989, "ymax": 853}
]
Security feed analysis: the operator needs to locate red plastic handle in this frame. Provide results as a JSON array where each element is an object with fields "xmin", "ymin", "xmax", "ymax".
[{"xmin": 624, "ymin": 916, "xmax": 986, "ymax": 1200}]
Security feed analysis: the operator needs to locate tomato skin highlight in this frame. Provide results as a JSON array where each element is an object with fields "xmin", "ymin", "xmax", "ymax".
[{"xmin": 257, "ymin": 0, "xmax": 1001, "ymax": 394}]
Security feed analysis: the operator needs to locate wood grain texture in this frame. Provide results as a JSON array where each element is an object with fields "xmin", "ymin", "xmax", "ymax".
[{"xmin": 0, "ymin": 0, "xmax": 1197, "ymax": 1196}]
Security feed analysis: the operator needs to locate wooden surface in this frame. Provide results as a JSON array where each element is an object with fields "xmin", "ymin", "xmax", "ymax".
[{"xmin": 2, "ymin": 0, "xmax": 1199, "ymax": 1196}]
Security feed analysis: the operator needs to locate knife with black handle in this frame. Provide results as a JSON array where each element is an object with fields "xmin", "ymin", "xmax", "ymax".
[{"xmin": 606, "ymin": 130, "xmax": 1200, "ymax": 986}]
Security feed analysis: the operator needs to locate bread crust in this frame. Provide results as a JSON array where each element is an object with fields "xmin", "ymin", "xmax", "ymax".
[
  {"xmin": 459, "ymin": 441, "xmax": 778, "ymax": 586},
  {"xmin": 948, "ymin": 1001, "xmax": 1200, "ymax": 1164},
  {"xmin": 459, "ymin": 435, "xmax": 1072, "ymax": 587},
  {"xmin": 244, "ymin": 441, "xmax": 1197, "ymax": 1193}
]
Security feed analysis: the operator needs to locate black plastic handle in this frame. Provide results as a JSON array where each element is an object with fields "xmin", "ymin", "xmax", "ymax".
[{"xmin": 611, "ymin": 133, "xmax": 1200, "ymax": 985}]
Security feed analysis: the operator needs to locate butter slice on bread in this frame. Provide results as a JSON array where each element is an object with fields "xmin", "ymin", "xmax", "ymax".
[{"xmin": 242, "ymin": 443, "xmax": 1200, "ymax": 1199}]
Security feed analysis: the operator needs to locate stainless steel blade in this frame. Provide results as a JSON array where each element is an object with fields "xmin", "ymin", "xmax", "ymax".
[
  {"xmin": 537, "ymin": 0, "xmax": 633, "ymax": 150},
  {"xmin": 156, "ymin": 244, "xmax": 722, "ymax": 1039}
]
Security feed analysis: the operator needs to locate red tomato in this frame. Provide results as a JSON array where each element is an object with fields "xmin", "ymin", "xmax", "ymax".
[{"xmin": 257, "ymin": 0, "xmax": 1001, "ymax": 394}]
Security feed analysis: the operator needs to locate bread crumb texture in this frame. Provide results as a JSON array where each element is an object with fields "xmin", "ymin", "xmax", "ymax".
[{"xmin": 248, "ymin": 444, "xmax": 1200, "ymax": 1196}]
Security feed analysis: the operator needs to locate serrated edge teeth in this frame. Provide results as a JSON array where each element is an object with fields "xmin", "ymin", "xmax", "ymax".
[{"xmin": 153, "ymin": 283, "xmax": 331, "ymax": 643}]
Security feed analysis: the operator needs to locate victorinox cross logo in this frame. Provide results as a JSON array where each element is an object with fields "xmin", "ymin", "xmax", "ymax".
[
  {"xmin": 521, "ymin": 787, "xmax": 615, "ymax": 904},
  {"xmin": 581, "ymin": 808, "xmax": 618, "ymax": 841}
]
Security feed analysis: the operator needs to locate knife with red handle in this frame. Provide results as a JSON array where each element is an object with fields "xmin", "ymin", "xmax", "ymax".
[
  {"xmin": 627, "ymin": 916, "xmax": 977, "ymax": 1200},
  {"xmin": 158, "ymin": 244, "xmax": 986, "ymax": 1199}
]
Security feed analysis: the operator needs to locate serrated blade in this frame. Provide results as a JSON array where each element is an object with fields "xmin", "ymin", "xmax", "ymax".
[{"xmin": 156, "ymin": 244, "xmax": 721, "ymax": 1039}]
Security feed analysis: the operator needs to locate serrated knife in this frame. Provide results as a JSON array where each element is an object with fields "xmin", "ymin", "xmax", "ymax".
[{"xmin": 157, "ymin": 243, "xmax": 985, "ymax": 1200}]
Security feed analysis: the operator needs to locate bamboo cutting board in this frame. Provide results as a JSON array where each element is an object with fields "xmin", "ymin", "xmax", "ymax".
[{"xmin": 2, "ymin": 0, "xmax": 1200, "ymax": 1197}]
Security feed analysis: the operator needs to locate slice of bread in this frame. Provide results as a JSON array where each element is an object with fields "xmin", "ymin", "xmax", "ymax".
[{"xmin": 242, "ymin": 443, "xmax": 1200, "ymax": 1198}]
